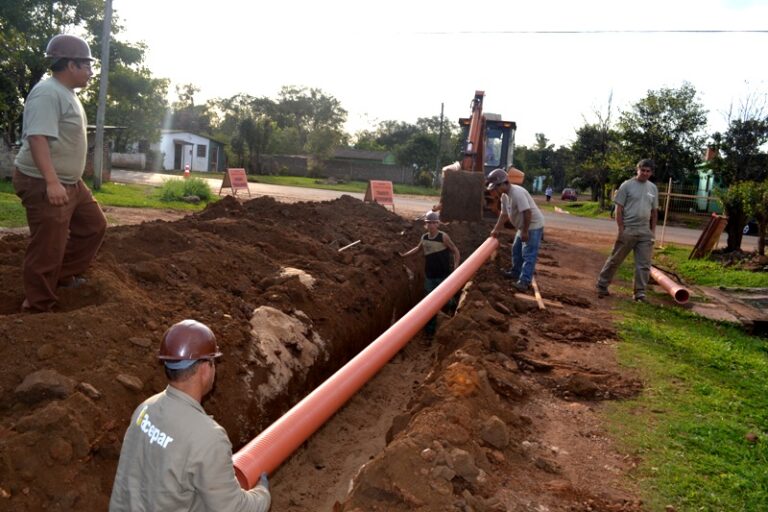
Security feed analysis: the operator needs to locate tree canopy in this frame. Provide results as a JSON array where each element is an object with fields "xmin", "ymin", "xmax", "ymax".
[{"xmin": 618, "ymin": 83, "xmax": 708, "ymax": 184}]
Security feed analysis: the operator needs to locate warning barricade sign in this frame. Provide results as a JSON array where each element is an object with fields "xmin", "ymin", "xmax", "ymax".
[
  {"xmin": 363, "ymin": 180, "xmax": 395, "ymax": 211},
  {"xmin": 219, "ymin": 168, "xmax": 251, "ymax": 197}
]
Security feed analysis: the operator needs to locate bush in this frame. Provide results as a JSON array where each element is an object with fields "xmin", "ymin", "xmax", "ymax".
[{"xmin": 158, "ymin": 177, "xmax": 212, "ymax": 202}]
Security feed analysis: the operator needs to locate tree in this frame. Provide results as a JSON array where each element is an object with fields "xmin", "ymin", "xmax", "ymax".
[
  {"xmin": 719, "ymin": 182, "xmax": 754, "ymax": 254},
  {"xmin": 709, "ymin": 107, "xmax": 768, "ymax": 251},
  {"xmin": 572, "ymin": 123, "xmax": 623, "ymax": 206},
  {"xmin": 549, "ymin": 146, "xmax": 574, "ymax": 191},
  {"xmin": 170, "ymin": 83, "xmax": 212, "ymax": 134},
  {"xmin": 618, "ymin": 83, "xmax": 708, "ymax": 184},
  {"xmin": 274, "ymin": 86, "xmax": 346, "ymax": 145},
  {"xmin": 81, "ymin": 56, "xmax": 169, "ymax": 153},
  {"xmin": 739, "ymin": 181, "xmax": 768, "ymax": 256},
  {"xmin": 0, "ymin": 0, "xmax": 104, "ymax": 145},
  {"xmin": 395, "ymin": 134, "xmax": 438, "ymax": 169}
]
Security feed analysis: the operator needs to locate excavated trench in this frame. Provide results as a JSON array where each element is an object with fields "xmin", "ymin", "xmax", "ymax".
[
  {"xmin": 0, "ymin": 195, "xmax": 645, "ymax": 511},
  {"xmin": 0, "ymin": 196, "xmax": 433, "ymax": 510}
]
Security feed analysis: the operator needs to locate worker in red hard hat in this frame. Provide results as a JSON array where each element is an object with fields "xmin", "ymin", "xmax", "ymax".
[
  {"xmin": 399, "ymin": 211, "xmax": 461, "ymax": 338},
  {"xmin": 13, "ymin": 33, "xmax": 107, "ymax": 312},
  {"xmin": 487, "ymin": 167, "xmax": 545, "ymax": 293},
  {"xmin": 109, "ymin": 320, "xmax": 271, "ymax": 511}
]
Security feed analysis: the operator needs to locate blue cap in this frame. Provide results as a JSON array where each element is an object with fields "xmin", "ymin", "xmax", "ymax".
[{"xmin": 164, "ymin": 359, "xmax": 199, "ymax": 370}]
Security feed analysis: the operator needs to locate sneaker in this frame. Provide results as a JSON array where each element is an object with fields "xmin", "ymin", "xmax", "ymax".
[
  {"xmin": 633, "ymin": 295, "xmax": 647, "ymax": 303},
  {"xmin": 513, "ymin": 281, "xmax": 531, "ymax": 293},
  {"xmin": 58, "ymin": 276, "xmax": 87, "ymax": 289},
  {"xmin": 596, "ymin": 287, "xmax": 610, "ymax": 298},
  {"xmin": 501, "ymin": 269, "xmax": 519, "ymax": 280}
]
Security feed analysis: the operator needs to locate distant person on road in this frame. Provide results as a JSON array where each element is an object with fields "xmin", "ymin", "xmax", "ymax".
[
  {"xmin": 545, "ymin": 185, "xmax": 553, "ymax": 202},
  {"xmin": 596, "ymin": 159, "xmax": 659, "ymax": 302},
  {"xmin": 400, "ymin": 211, "xmax": 461, "ymax": 337},
  {"xmin": 13, "ymin": 34, "xmax": 107, "ymax": 313},
  {"xmin": 487, "ymin": 167, "xmax": 546, "ymax": 293},
  {"xmin": 109, "ymin": 319, "xmax": 271, "ymax": 512}
]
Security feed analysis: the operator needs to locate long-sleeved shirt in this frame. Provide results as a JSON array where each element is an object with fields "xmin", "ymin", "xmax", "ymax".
[{"xmin": 109, "ymin": 385, "xmax": 270, "ymax": 512}]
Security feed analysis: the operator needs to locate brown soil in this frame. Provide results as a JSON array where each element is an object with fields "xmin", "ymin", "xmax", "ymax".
[{"xmin": 0, "ymin": 195, "xmax": 644, "ymax": 511}]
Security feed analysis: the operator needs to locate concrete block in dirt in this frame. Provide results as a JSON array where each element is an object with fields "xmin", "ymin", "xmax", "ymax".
[{"xmin": 14, "ymin": 369, "xmax": 75, "ymax": 404}]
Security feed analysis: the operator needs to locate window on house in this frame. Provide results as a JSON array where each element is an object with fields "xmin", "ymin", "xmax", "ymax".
[{"xmin": 197, "ymin": 144, "xmax": 207, "ymax": 158}]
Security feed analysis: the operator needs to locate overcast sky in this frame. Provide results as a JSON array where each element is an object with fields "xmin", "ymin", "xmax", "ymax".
[{"xmin": 114, "ymin": 0, "xmax": 768, "ymax": 147}]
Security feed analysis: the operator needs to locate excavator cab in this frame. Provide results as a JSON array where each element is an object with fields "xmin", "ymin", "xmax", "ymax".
[{"xmin": 438, "ymin": 91, "xmax": 517, "ymax": 222}]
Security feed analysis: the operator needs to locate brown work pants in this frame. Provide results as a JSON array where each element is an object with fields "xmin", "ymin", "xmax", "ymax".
[{"xmin": 13, "ymin": 170, "xmax": 107, "ymax": 312}]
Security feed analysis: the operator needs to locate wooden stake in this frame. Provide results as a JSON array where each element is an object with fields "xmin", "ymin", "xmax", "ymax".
[
  {"xmin": 338, "ymin": 240, "xmax": 361, "ymax": 252},
  {"xmin": 531, "ymin": 277, "xmax": 546, "ymax": 310}
]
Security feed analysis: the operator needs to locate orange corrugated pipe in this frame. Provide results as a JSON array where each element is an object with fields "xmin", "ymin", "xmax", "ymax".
[
  {"xmin": 232, "ymin": 237, "xmax": 500, "ymax": 489},
  {"xmin": 650, "ymin": 266, "xmax": 690, "ymax": 304}
]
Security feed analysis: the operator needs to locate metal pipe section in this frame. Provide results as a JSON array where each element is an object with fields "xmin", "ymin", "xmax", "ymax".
[
  {"xmin": 650, "ymin": 266, "xmax": 690, "ymax": 304},
  {"xmin": 232, "ymin": 237, "xmax": 500, "ymax": 489}
]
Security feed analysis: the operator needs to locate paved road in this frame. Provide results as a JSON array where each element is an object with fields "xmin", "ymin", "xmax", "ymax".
[{"xmin": 110, "ymin": 169, "xmax": 755, "ymax": 251}]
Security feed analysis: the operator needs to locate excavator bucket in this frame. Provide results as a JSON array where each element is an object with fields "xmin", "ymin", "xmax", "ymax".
[{"xmin": 439, "ymin": 170, "xmax": 485, "ymax": 222}]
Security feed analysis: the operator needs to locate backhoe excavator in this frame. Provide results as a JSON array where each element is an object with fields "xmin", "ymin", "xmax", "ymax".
[{"xmin": 438, "ymin": 90, "xmax": 521, "ymax": 222}]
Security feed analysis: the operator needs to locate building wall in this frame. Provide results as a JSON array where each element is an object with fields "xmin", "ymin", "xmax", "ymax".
[
  {"xmin": 153, "ymin": 132, "xmax": 213, "ymax": 172},
  {"xmin": 264, "ymin": 155, "xmax": 413, "ymax": 184}
]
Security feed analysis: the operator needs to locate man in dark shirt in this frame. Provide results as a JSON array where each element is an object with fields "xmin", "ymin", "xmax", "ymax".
[{"xmin": 400, "ymin": 211, "xmax": 461, "ymax": 336}]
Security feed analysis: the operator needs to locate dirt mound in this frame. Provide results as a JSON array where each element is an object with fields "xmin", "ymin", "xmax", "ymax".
[{"xmin": 0, "ymin": 195, "xmax": 423, "ymax": 510}]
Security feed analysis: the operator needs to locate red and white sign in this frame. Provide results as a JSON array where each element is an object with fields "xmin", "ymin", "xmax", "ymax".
[
  {"xmin": 219, "ymin": 168, "xmax": 251, "ymax": 197},
  {"xmin": 364, "ymin": 180, "xmax": 395, "ymax": 211}
]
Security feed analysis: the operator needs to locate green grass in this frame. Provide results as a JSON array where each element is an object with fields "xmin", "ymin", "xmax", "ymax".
[
  {"xmin": 654, "ymin": 245, "xmax": 768, "ymax": 288},
  {"xmin": 608, "ymin": 303, "xmax": 768, "ymax": 511},
  {"xmin": 0, "ymin": 178, "xmax": 214, "ymax": 228},
  {"xmin": 248, "ymin": 174, "xmax": 440, "ymax": 196},
  {"xmin": 541, "ymin": 200, "xmax": 612, "ymax": 218},
  {"xmin": 0, "ymin": 180, "xmax": 25, "ymax": 228}
]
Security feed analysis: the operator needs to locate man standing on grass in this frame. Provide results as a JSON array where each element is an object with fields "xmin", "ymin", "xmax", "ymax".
[
  {"xmin": 13, "ymin": 34, "xmax": 107, "ymax": 313},
  {"xmin": 596, "ymin": 158, "xmax": 659, "ymax": 302}
]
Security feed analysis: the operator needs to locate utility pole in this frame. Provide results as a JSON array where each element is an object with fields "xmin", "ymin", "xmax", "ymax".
[
  {"xmin": 433, "ymin": 102, "xmax": 444, "ymax": 187},
  {"xmin": 92, "ymin": 0, "xmax": 112, "ymax": 190}
]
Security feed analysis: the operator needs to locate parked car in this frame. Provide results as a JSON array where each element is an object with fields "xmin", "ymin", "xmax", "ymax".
[
  {"xmin": 743, "ymin": 219, "xmax": 758, "ymax": 236},
  {"xmin": 561, "ymin": 188, "xmax": 578, "ymax": 201}
]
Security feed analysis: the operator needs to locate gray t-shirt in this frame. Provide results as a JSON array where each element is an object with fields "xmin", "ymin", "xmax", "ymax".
[
  {"xmin": 615, "ymin": 178, "xmax": 659, "ymax": 230},
  {"xmin": 501, "ymin": 185, "xmax": 545, "ymax": 231},
  {"xmin": 109, "ymin": 386, "xmax": 271, "ymax": 512},
  {"xmin": 14, "ymin": 76, "xmax": 88, "ymax": 185}
]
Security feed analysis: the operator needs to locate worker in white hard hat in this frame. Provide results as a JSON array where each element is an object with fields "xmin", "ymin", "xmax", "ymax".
[
  {"xmin": 399, "ymin": 211, "xmax": 461, "ymax": 337},
  {"xmin": 109, "ymin": 319, "xmax": 271, "ymax": 511},
  {"xmin": 487, "ymin": 167, "xmax": 545, "ymax": 293},
  {"xmin": 13, "ymin": 34, "xmax": 107, "ymax": 312}
]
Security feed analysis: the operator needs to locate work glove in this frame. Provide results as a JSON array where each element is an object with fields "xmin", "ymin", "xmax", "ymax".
[{"xmin": 259, "ymin": 472, "xmax": 269, "ymax": 490}]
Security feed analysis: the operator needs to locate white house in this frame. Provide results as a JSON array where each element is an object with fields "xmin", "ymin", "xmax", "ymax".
[{"xmin": 153, "ymin": 130, "xmax": 226, "ymax": 172}]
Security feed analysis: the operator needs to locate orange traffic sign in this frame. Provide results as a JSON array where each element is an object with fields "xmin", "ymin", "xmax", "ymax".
[
  {"xmin": 219, "ymin": 168, "xmax": 251, "ymax": 197},
  {"xmin": 363, "ymin": 180, "xmax": 395, "ymax": 211}
]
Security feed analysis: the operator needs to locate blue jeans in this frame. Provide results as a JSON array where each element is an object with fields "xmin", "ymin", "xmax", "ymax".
[{"xmin": 510, "ymin": 227, "xmax": 543, "ymax": 285}]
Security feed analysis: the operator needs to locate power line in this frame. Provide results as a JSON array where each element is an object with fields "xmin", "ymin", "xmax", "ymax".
[{"xmin": 414, "ymin": 29, "xmax": 768, "ymax": 35}]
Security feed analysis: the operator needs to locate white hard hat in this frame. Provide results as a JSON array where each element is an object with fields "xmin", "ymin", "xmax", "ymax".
[{"xmin": 424, "ymin": 211, "xmax": 440, "ymax": 223}]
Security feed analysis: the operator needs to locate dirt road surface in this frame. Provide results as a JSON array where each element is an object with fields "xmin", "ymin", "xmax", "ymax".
[{"xmin": 111, "ymin": 169, "xmax": 754, "ymax": 251}]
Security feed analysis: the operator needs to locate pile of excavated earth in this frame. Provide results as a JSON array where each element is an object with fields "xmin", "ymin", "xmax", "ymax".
[{"xmin": 0, "ymin": 195, "xmax": 645, "ymax": 511}]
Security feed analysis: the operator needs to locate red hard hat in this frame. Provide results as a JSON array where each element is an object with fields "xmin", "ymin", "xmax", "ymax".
[
  {"xmin": 158, "ymin": 320, "xmax": 222, "ymax": 361},
  {"xmin": 45, "ymin": 34, "xmax": 94, "ymax": 61}
]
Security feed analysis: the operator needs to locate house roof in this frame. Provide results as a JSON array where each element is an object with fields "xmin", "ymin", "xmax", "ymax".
[
  {"xmin": 334, "ymin": 148, "xmax": 390, "ymax": 161},
  {"xmin": 161, "ymin": 130, "xmax": 227, "ymax": 146}
]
